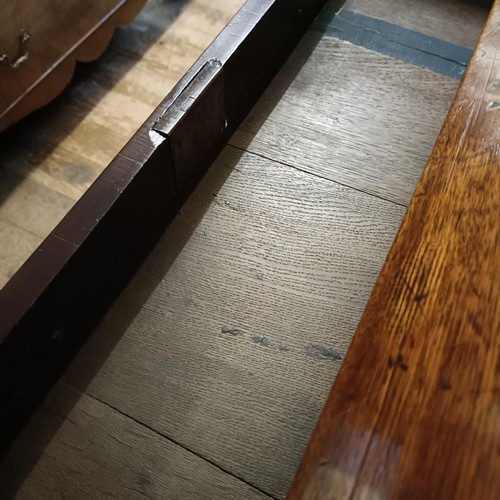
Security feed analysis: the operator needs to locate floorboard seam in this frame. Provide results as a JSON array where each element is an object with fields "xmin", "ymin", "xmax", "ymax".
[
  {"xmin": 86, "ymin": 392, "xmax": 279, "ymax": 500},
  {"xmin": 227, "ymin": 143, "xmax": 408, "ymax": 208}
]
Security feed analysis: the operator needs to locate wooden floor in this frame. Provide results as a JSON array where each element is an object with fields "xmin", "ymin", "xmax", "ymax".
[
  {"xmin": 0, "ymin": 0, "xmax": 244, "ymax": 289},
  {"xmin": 0, "ymin": 0, "xmax": 490, "ymax": 498}
]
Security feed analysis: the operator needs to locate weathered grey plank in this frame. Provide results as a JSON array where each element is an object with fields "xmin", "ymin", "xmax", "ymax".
[
  {"xmin": 63, "ymin": 146, "xmax": 405, "ymax": 498},
  {"xmin": 0, "ymin": 383, "xmax": 270, "ymax": 499},
  {"xmin": 230, "ymin": 34, "xmax": 459, "ymax": 206},
  {"xmin": 344, "ymin": 0, "xmax": 489, "ymax": 49}
]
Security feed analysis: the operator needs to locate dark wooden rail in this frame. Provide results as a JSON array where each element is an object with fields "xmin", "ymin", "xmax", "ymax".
[
  {"xmin": 288, "ymin": 2, "xmax": 500, "ymax": 499},
  {"xmin": 0, "ymin": 0, "xmax": 328, "ymax": 453}
]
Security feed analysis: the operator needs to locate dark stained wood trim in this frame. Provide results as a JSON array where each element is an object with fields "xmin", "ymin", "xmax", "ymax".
[
  {"xmin": 288, "ymin": 2, "xmax": 500, "ymax": 498},
  {"xmin": 0, "ymin": 0, "xmax": 329, "ymax": 454}
]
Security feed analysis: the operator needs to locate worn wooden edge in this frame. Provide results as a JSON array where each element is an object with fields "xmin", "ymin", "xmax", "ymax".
[
  {"xmin": 0, "ymin": 0, "xmax": 147, "ymax": 132},
  {"xmin": 288, "ymin": 2, "xmax": 499, "ymax": 499},
  {"xmin": 0, "ymin": 0, "xmax": 329, "ymax": 454}
]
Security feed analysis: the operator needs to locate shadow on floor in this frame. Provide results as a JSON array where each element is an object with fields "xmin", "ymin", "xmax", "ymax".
[
  {"xmin": 0, "ymin": 3, "xmax": 340, "ymax": 497},
  {"xmin": 0, "ymin": 0, "xmax": 187, "ymax": 208}
]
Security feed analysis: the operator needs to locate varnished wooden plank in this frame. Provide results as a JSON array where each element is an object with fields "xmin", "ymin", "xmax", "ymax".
[
  {"xmin": 344, "ymin": 0, "xmax": 489, "ymax": 49},
  {"xmin": 288, "ymin": 3, "xmax": 500, "ymax": 499},
  {"xmin": 230, "ymin": 34, "xmax": 459, "ymax": 206},
  {"xmin": 0, "ymin": 383, "xmax": 271, "ymax": 499},
  {"xmin": 63, "ymin": 146, "xmax": 405, "ymax": 498}
]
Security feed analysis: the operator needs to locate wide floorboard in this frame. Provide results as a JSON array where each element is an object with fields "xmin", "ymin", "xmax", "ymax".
[{"xmin": 0, "ymin": 0, "xmax": 490, "ymax": 498}]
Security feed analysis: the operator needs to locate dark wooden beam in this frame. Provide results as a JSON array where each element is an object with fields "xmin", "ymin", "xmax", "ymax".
[
  {"xmin": 288, "ymin": 2, "xmax": 500, "ymax": 498},
  {"xmin": 0, "ymin": 0, "xmax": 329, "ymax": 453}
]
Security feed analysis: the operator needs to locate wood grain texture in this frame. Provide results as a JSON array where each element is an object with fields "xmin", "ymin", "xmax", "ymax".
[
  {"xmin": 0, "ymin": 0, "xmax": 244, "ymax": 288},
  {"xmin": 288, "ymin": 3, "xmax": 500, "ymax": 499},
  {"xmin": 230, "ymin": 35, "xmax": 459, "ymax": 206},
  {"xmin": 1, "ymin": 1, "xmax": 493, "ymax": 496},
  {"xmin": 0, "ymin": 0, "xmax": 331, "ymax": 455},
  {"xmin": 0, "ymin": 169, "xmax": 74, "ymax": 239},
  {"xmin": 0, "ymin": 169, "xmax": 73, "ymax": 287},
  {"xmin": 344, "ymin": 0, "xmax": 489, "ymax": 48},
  {"xmin": 0, "ymin": 0, "xmax": 147, "ymax": 131},
  {"xmin": 63, "ymin": 146, "xmax": 405, "ymax": 499},
  {"xmin": 0, "ymin": 383, "xmax": 270, "ymax": 499},
  {"xmin": 0, "ymin": 221, "xmax": 41, "ymax": 289}
]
